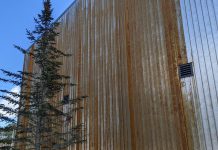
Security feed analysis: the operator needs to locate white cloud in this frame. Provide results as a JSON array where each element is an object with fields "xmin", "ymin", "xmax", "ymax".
[{"xmin": 0, "ymin": 86, "xmax": 20, "ymax": 118}]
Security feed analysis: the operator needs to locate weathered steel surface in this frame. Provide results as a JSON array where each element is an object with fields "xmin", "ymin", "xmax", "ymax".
[
  {"xmin": 21, "ymin": 0, "xmax": 218, "ymax": 149},
  {"xmin": 16, "ymin": 47, "xmax": 34, "ymax": 150},
  {"xmin": 54, "ymin": 0, "xmax": 190, "ymax": 149}
]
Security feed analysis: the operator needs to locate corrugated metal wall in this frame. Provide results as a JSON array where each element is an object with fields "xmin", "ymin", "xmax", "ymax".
[
  {"xmin": 22, "ymin": 0, "xmax": 218, "ymax": 149},
  {"xmin": 17, "ymin": 50, "xmax": 34, "ymax": 150},
  {"xmin": 55, "ymin": 0, "xmax": 190, "ymax": 149}
]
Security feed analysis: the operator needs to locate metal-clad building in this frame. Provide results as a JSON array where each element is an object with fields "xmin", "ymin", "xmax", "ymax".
[{"xmin": 22, "ymin": 0, "xmax": 218, "ymax": 149}]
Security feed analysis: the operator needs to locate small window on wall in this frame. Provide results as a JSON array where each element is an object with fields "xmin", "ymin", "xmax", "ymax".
[
  {"xmin": 179, "ymin": 62, "xmax": 194, "ymax": 79},
  {"xmin": 62, "ymin": 95, "xmax": 69, "ymax": 104}
]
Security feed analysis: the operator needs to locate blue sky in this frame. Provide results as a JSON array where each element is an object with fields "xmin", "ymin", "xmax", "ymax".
[{"xmin": 0, "ymin": 0, "xmax": 75, "ymax": 91}]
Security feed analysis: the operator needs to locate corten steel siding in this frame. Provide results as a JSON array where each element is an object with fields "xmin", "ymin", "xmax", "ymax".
[
  {"xmin": 22, "ymin": 0, "xmax": 218, "ymax": 149},
  {"xmin": 17, "ymin": 48, "xmax": 34, "ymax": 150},
  {"xmin": 55, "ymin": 0, "xmax": 190, "ymax": 149}
]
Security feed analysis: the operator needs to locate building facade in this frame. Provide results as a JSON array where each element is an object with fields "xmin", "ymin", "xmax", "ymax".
[{"xmin": 22, "ymin": 0, "xmax": 218, "ymax": 149}]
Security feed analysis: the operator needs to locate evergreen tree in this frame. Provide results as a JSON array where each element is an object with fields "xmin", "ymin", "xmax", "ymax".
[{"xmin": 0, "ymin": 1, "xmax": 87, "ymax": 149}]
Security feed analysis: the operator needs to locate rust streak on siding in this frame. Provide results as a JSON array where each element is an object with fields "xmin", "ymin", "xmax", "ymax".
[
  {"xmin": 124, "ymin": 0, "xmax": 136, "ymax": 149},
  {"xmin": 161, "ymin": 0, "xmax": 190, "ymax": 149},
  {"xmin": 20, "ymin": 0, "xmax": 217, "ymax": 149}
]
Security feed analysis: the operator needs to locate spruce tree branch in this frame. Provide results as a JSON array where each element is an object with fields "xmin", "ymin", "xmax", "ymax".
[
  {"xmin": 0, "ymin": 113, "xmax": 16, "ymax": 123},
  {"xmin": 0, "ymin": 104, "xmax": 18, "ymax": 114},
  {"xmin": 0, "ymin": 69, "xmax": 22, "ymax": 79},
  {"xmin": 0, "ymin": 95, "xmax": 19, "ymax": 105},
  {"xmin": 0, "ymin": 77, "xmax": 22, "ymax": 86}
]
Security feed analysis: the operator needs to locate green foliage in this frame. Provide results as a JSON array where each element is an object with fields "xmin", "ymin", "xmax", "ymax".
[{"xmin": 0, "ymin": 0, "xmax": 87, "ymax": 149}]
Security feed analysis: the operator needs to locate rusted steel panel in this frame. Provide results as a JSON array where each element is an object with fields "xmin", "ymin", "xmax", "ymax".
[
  {"xmin": 52, "ymin": 0, "xmax": 191, "ymax": 149},
  {"xmin": 161, "ymin": 0, "xmax": 191, "ymax": 149},
  {"xmin": 16, "ymin": 47, "xmax": 34, "ymax": 150},
  {"xmin": 21, "ymin": 0, "xmax": 218, "ymax": 149}
]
